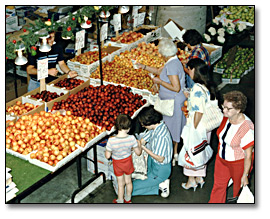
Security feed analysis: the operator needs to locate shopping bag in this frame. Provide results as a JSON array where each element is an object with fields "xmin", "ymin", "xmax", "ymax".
[
  {"xmin": 237, "ymin": 186, "xmax": 254, "ymax": 203},
  {"xmin": 154, "ymin": 96, "xmax": 174, "ymax": 116},
  {"xmin": 132, "ymin": 150, "xmax": 148, "ymax": 180},
  {"xmin": 178, "ymin": 114, "xmax": 213, "ymax": 168}
]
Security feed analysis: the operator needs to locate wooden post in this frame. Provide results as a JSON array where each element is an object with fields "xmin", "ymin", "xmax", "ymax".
[
  {"xmin": 40, "ymin": 78, "xmax": 46, "ymax": 92},
  {"xmin": 116, "ymin": 30, "xmax": 119, "ymax": 38}
]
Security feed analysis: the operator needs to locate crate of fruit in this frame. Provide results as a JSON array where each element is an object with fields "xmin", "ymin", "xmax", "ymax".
[
  {"xmin": 215, "ymin": 6, "xmax": 254, "ymax": 27},
  {"xmin": 29, "ymin": 145, "xmax": 81, "ymax": 172},
  {"xmin": 23, "ymin": 84, "xmax": 69, "ymax": 112},
  {"xmin": 67, "ymin": 50, "xmax": 109, "ymax": 77},
  {"xmin": 48, "ymin": 74, "xmax": 90, "ymax": 95},
  {"xmin": 6, "ymin": 96, "xmax": 45, "ymax": 119},
  {"xmin": 202, "ymin": 43, "xmax": 223, "ymax": 65}
]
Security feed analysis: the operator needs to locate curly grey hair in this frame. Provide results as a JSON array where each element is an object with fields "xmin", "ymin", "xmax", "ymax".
[{"xmin": 158, "ymin": 38, "xmax": 178, "ymax": 57}]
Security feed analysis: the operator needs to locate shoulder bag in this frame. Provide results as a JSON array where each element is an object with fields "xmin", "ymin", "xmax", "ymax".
[{"xmin": 197, "ymin": 84, "xmax": 223, "ymax": 132}]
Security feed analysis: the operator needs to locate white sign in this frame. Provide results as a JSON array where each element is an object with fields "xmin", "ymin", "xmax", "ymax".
[
  {"xmin": 133, "ymin": 14, "xmax": 139, "ymax": 28},
  {"xmin": 132, "ymin": 6, "xmax": 139, "ymax": 16},
  {"xmin": 138, "ymin": 12, "xmax": 146, "ymax": 26},
  {"xmin": 100, "ymin": 23, "xmax": 108, "ymax": 41},
  {"xmin": 113, "ymin": 14, "xmax": 121, "ymax": 31},
  {"xmin": 37, "ymin": 58, "xmax": 48, "ymax": 80},
  {"xmin": 75, "ymin": 30, "xmax": 85, "ymax": 50}
]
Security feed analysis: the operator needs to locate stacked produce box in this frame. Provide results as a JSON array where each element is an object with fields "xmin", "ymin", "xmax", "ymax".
[{"xmin": 214, "ymin": 46, "xmax": 254, "ymax": 84}]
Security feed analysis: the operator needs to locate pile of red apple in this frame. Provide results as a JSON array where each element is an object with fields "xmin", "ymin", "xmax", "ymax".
[
  {"xmin": 51, "ymin": 84, "xmax": 147, "ymax": 130},
  {"xmin": 30, "ymin": 90, "xmax": 64, "ymax": 102},
  {"xmin": 6, "ymin": 101, "xmax": 39, "ymax": 116},
  {"xmin": 6, "ymin": 111, "xmax": 104, "ymax": 166},
  {"xmin": 110, "ymin": 31, "xmax": 144, "ymax": 44},
  {"xmin": 70, "ymin": 51, "xmax": 108, "ymax": 65},
  {"xmin": 54, "ymin": 78, "xmax": 85, "ymax": 90}
]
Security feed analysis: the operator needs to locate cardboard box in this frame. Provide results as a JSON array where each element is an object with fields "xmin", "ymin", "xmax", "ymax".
[
  {"xmin": 48, "ymin": 74, "xmax": 90, "ymax": 95},
  {"xmin": 6, "ymin": 96, "xmax": 45, "ymax": 120},
  {"xmin": 163, "ymin": 19, "xmax": 186, "ymax": 41},
  {"xmin": 23, "ymin": 84, "xmax": 69, "ymax": 112},
  {"xmin": 202, "ymin": 43, "xmax": 223, "ymax": 65}
]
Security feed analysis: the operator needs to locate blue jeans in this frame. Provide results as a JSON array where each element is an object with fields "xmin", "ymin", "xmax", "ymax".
[
  {"xmin": 28, "ymin": 78, "xmax": 40, "ymax": 92},
  {"xmin": 186, "ymin": 74, "xmax": 195, "ymax": 88},
  {"xmin": 132, "ymin": 156, "xmax": 171, "ymax": 196}
]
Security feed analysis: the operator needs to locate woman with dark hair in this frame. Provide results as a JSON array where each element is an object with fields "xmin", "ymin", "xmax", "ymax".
[
  {"xmin": 182, "ymin": 29, "xmax": 211, "ymax": 88},
  {"xmin": 209, "ymin": 91, "xmax": 254, "ymax": 203},
  {"xmin": 132, "ymin": 106, "xmax": 173, "ymax": 198},
  {"xmin": 180, "ymin": 58, "xmax": 213, "ymax": 191}
]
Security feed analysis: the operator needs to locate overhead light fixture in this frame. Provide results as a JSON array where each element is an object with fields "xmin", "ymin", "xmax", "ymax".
[
  {"xmin": 118, "ymin": 6, "xmax": 129, "ymax": 14},
  {"xmin": 100, "ymin": 10, "xmax": 110, "ymax": 18},
  {"xmin": 39, "ymin": 35, "xmax": 51, "ymax": 52},
  {"xmin": 80, "ymin": 16, "xmax": 92, "ymax": 29},
  {"xmin": 15, "ymin": 46, "xmax": 28, "ymax": 65}
]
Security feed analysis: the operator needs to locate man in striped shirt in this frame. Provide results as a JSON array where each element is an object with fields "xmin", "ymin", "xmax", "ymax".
[
  {"xmin": 132, "ymin": 106, "xmax": 173, "ymax": 198},
  {"xmin": 27, "ymin": 31, "xmax": 78, "ymax": 91}
]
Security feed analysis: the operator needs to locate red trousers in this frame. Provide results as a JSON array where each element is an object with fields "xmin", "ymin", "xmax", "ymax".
[{"xmin": 209, "ymin": 154, "xmax": 253, "ymax": 203}]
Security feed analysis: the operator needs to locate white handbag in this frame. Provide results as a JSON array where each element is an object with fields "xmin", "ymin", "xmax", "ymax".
[
  {"xmin": 197, "ymin": 84, "xmax": 223, "ymax": 132},
  {"xmin": 154, "ymin": 96, "xmax": 174, "ymax": 116}
]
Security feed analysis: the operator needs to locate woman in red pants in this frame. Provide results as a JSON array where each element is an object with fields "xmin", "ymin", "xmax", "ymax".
[{"xmin": 209, "ymin": 91, "xmax": 254, "ymax": 203}]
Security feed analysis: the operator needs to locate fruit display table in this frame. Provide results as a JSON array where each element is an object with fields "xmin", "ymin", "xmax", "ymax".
[{"xmin": 6, "ymin": 140, "xmax": 106, "ymax": 203}]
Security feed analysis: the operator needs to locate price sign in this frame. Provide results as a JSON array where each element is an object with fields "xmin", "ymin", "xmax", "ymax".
[
  {"xmin": 100, "ymin": 23, "xmax": 108, "ymax": 42},
  {"xmin": 132, "ymin": 6, "xmax": 139, "ymax": 16},
  {"xmin": 113, "ymin": 14, "xmax": 121, "ymax": 31},
  {"xmin": 138, "ymin": 12, "xmax": 146, "ymax": 26},
  {"xmin": 75, "ymin": 30, "xmax": 85, "ymax": 51},
  {"xmin": 37, "ymin": 58, "xmax": 48, "ymax": 80},
  {"xmin": 133, "ymin": 14, "xmax": 139, "ymax": 28}
]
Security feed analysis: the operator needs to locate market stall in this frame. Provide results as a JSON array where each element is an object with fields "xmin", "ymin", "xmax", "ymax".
[{"xmin": 6, "ymin": 5, "xmax": 255, "ymax": 203}]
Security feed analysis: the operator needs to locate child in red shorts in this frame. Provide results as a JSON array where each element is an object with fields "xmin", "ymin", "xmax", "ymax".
[{"xmin": 105, "ymin": 114, "xmax": 141, "ymax": 203}]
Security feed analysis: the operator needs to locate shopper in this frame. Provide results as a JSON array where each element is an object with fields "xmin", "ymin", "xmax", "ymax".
[
  {"xmin": 136, "ymin": 38, "xmax": 186, "ymax": 166},
  {"xmin": 26, "ymin": 31, "xmax": 78, "ymax": 92},
  {"xmin": 209, "ymin": 91, "xmax": 254, "ymax": 203},
  {"xmin": 180, "ymin": 58, "xmax": 213, "ymax": 191},
  {"xmin": 182, "ymin": 29, "xmax": 210, "ymax": 88},
  {"xmin": 105, "ymin": 114, "xmax": 141, "ymax": 203},
  {"xmin": 132, "ymin": 106, "xmax": 173, "ymax": 198}
]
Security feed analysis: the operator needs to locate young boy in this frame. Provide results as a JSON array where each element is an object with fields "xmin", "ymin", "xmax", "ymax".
[{"xmin": 105, "ymin": 114, "xmax": 141, "ymax": 203}]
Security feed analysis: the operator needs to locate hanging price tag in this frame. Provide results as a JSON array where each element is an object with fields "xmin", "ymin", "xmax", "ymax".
[
  {"xmin": 113, "ymin": 14, "xmax": 121, "ymax": 31},
  {"xmin": 132, "ymin": 6, "xmax": 139, "ymax": 16},
  {"xmin": 37, "ymin": 58, "xmax": 48, "ymax": 92},
  {"xmin": 100, "ymin": 23, "xmax": 108, "ymax": 42},
  {"xmin": 75, "ymin": 30, "xmax": 85, "ymax": 51},
  {"xmin": 138, "ymin": 12, "xmax": 146, "ymax": 26},
  {"xmin": 37, "ymin": 58, "xmax": 48, "ymax": 81},
  {"xmin": 133, "ymin": 14, "xmax": 139, "ymax": 28}
]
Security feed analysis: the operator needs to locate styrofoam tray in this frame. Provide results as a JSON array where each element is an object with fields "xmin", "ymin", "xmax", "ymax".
[
  {"xmin": 29, "ymin": 147, "xmax": 82, "ymax": 172},
  {"xmin": 6, "ymin": 148, "xmax": 31, "ymax": 161}
]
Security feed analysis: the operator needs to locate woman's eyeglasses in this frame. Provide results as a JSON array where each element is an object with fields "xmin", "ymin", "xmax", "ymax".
[{"xmin": 221, "ymin": 105, "xmax": 234, "ymax": 111}]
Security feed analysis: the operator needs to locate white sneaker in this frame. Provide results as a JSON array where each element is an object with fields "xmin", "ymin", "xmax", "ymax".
[
  {"xmin": 159, "ymin": 179, "xmax": 170, "ymax": 198},
  {"xmin": 172, "ymin": 154, "xmax": 178, "ymax": 166}
]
